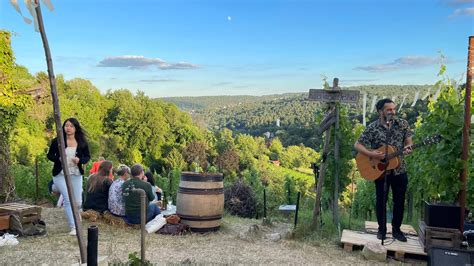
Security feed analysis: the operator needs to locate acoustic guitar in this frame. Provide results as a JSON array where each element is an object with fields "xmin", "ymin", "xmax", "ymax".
[{"xmin": 355, "ymin": 135, "xmax": 442, "ymax": 181}]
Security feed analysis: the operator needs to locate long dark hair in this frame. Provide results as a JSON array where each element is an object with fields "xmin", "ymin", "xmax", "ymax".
[
  {"xmin": 88, "ymin": 160, "xmax": 112, "ymax": 192},
  {"xmin": 144, "ymin": 171, "xmax": 155, "ymax": 186},
  {"xmin": 62, "ymin": 117, "xmax": 88, "ymax": 148}
]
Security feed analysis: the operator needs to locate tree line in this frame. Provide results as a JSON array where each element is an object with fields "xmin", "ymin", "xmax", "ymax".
[{"xmin": 2, "ymin": 29, "xmax": 472, "ymax": 228}]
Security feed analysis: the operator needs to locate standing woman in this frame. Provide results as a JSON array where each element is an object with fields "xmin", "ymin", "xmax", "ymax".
[{"xmin": 47, "ymin": 118, "xmax": 90, "ymax": 235}]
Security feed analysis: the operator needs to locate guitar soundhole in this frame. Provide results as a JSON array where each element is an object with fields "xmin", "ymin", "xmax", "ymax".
[{"xmin": 377, "ymin": 163, "xmax": 386, "ymax": 171}]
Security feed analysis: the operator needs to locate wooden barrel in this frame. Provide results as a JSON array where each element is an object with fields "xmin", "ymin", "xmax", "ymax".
[{"xmin": 176, "ymin": 172, "xmax": 224, "ymax": 232}]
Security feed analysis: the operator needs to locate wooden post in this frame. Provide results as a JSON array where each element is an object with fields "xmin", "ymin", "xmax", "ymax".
[
  {"xmin": 263, "ymin": 187, "xmax": 267, "ymax": 218},
  {"xmin": 294, "ymin": 191, "xmax": 300, "ymax": 228},
  {"xmin": 311, "ymin": 125, "xmax": 332, "ymax": 229},
  {"xmin": 35, "ymin": 157, "xmax": 39, "ymax": 204},
  {"xmin": 131, "ymin": 188, "xmax": 146, "ymax": 264},
  {"xmin": 459, "ymin": 36, "xmax": 473, "ymax": 231},
  {"xmin": 35, "ymin": 2, "xmax": 86, "ymax": 263},
  {"xmin": 287, "ymin": 183, "xmax": 292, "ymax": 205},
  {"xmin": 349, "ymin": 171, "xmax": 355, "ymax": 229},
  {"xmin": 333, "ymin": 79, "xmax": 340, "ymax": 227},
  {"xmin": 308, "ymin": 77, "xmax": 360, "ymax": 230},
  {"xmin": 87, "ymin": 225, "xmax": 98, "ymax": 266},
  {"xmin": 169, "ymin": 172, "xmax": 173, "ymax": 201}
]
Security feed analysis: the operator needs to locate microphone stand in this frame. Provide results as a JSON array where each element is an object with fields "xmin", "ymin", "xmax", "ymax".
[{"xmin": 381, "ymin": 119, "xmax": 392, "ymax": 246}]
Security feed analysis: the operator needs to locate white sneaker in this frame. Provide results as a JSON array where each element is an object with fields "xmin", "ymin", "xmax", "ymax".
[{"xmin": 69, "ymin": 228, "xmax": 76, "ymax": 236}]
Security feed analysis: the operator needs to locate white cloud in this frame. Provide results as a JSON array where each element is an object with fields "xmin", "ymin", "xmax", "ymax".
[
  {"xmin": 97, "ymin": 55, "xmax": 199, "ymax": 70},
  {"xmin": 213, "ymin": 82, "xmax": 233, "ymax": 86},
  {"xmin": 354, "ymin": 56, "xmax": 441, "ymax": 73},
  {"xmin": 445, "ymin": 0, "xmax": 474, "ymax": 7},
  {"xmin": 341, "ymin": 79, "xmax": 378, "ymax": 83},
  {"xmin": 139, "ymin": 79, "xmax": 178, "ymax": 83},
  {"xmin": 449, "ymin": 7, "xmax": 474, "ymax": 17}
]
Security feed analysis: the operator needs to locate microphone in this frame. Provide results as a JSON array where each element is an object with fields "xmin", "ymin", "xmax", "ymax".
[{"xmin": 386, "ymin": 113, "xmax": 394, "ymax": 124}]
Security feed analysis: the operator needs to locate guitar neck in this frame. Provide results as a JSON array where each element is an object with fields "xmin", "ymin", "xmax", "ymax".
[{"xmin": 386, "ymin": 143, "xmax": 422, "ymax": 159}]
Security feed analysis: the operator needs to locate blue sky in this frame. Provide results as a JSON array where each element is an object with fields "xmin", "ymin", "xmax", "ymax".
[{"xmin": 1, "ymin": 0, "xmax": 473, "ymax": 97}]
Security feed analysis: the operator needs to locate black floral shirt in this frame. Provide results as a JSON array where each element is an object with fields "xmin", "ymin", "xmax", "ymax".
[{"xmin": 357, "ymin": 118, "xmax": 413, "ymax": 175}]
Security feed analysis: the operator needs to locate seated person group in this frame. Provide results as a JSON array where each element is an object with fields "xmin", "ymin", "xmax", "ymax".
[{"xmin": 81, "ymin": 161, "xmax": 162, "ymax": 224}]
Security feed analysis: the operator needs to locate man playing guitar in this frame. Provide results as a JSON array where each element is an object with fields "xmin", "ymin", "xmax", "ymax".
[{"xmin": 354, "ymin": 98, "xmax": 413, "ymax": 242}]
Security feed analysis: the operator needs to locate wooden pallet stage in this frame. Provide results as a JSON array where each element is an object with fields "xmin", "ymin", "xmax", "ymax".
[
  {"xmin": 364, "ymin": 221, "xmax": 418, "ymax": 235},
  {"xmin": 341, "ymin": 221, "xmax": 426, "ymax": 260}
]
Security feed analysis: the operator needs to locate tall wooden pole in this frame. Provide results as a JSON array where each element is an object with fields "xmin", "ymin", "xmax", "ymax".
[
  {"xmin": 333, "ymin": 79, "xmax": 340, "ymax": 229},
  {"xmin": 460, "ymin": 36, "xmax": 473, "ymax": 232},
  {"xmin": 308, "ymin": 77, "xmax": 359, "ymax": 231},
  {"xmin": 131, "ymin": 188, "xmax": 147, "ymax": 264},
  {"xmin": 35, "ymin": 157, "xmax": 39, "ymax": 204},
  {"xmin": 311, "ymin": 119, "xmax": 332, "ymax": 229},
  {"xmin": 34, "ymin": 2, "xmax": 87, "ymax": 263}
]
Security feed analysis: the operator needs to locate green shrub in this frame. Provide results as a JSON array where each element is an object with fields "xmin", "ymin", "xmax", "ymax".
[
  {"xmin": 155, "ymin": 168, "xmax": 181, "ymax": 203},
  {"xmin": 11, "ymin": 155, "xmax": 55, "ymax": 203}
]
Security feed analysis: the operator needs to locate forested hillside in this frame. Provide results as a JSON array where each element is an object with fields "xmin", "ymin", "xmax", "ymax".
[
  {"xmin": 1, "ymin": 29, "xmax": 321, "ymax": 216},
  {"xmin": 2, "ymin": 29, "xmax": 472, "ymax": 230},
  {"xmin": 164, "ymin": 93, "xmax": 302, "ymax": 111},
  {"xmin": 165, "ymin": 85, "xmax": 432, "ymax": 149},
  {"xmin": 6, "ymin": 68, "xmax": 321, "ymax": 214},
  {"xmin": 163, "ymin": 85, "xmax": 432, "ymax": 111}
]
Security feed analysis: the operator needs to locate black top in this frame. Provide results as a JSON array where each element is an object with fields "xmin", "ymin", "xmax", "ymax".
[
  {"xmin": 83, "ymin": 178, "xmax": 112, "ymax": 213},
  {"xmin": 47, "ymin": 137, "xmax": 91, "ymax": 176},
  {"xmin": 357, "ymin": 118, "xmax": 412, "ymax": 175}
]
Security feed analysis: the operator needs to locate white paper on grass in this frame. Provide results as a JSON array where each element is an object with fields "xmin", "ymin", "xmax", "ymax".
[
  {"xmin": 0, "ymin": 233, "xmax": 19, "ymax": 246},
  {"xmin": 145, "ymin": 214, "xmax": 166, "ymax": 234}
]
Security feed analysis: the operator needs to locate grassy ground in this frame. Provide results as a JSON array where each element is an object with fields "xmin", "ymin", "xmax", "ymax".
[{"xmin": 0, "ymin": 207, "xmax": 426, "ymax": 265}]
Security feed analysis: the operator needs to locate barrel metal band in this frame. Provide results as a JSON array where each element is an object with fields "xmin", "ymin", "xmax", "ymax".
[
  {"xmin": 180, "ymin": 174, "xmax": 223, "ymax": 182},
  {"xmin": 176, "ymin": 213, "xmax": 223, "ymax": 221},
  {"xmin": 178, "ymin": 187, "xmax": 224, "ymax": 194},
  {"xmin": 189, "ymin": 226, "xmax": 220, "ymax": 232}
]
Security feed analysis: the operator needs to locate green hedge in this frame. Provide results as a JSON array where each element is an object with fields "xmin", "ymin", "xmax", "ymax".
[{"xmin": 10, "ymin": 155, "xmax": 55, "ymax": 203}]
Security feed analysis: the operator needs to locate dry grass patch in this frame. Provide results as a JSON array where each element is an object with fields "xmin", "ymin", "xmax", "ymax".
[{"xmin": 0, "ymin": 207, "xmax": 398, "ymax": 265}]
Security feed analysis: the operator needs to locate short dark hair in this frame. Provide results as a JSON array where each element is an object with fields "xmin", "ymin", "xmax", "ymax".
[
  {"xmin": 130, "ymin": 164, "xmax": 143, "ymax": 177},
  {"xmin": 376, "ymin": 98, "xmax": 394, "ymax": 112}
]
